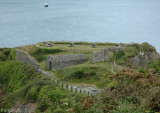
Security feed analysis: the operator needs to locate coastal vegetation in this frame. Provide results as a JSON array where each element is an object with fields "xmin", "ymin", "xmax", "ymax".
[{"xmin": 0, "ymin": 41, "xmax": 160, "ymax": 112}]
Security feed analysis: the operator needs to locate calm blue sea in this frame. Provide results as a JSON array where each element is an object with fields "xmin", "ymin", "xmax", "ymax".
[{"xmin": 0, "ymin": 0, "xmax": 160, "ymax": 53}]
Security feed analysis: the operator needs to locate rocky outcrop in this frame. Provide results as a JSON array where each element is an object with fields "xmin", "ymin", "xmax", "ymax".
[
  {"xmin": 90, "ymin": 47, "xmax": 123, "ymax": 63},
  {"xmin": 9, "ymin": 101, "xmax": 37, "ymax": 113},
  {"xmin": 127, "ymin": 51, "xmax": 159, "ymax": 68},
  {"xmin": 46, "ymin": 54, "xmax": 87, "ymax": 71}
]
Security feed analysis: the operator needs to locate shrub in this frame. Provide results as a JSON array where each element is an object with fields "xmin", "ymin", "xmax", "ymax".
[
  {"xmin": 141, "ymin": 42, "xmax": 156, "ymax": 52},
  {"xmin": 38, "ymin": 97, "xmax": 52, "ymax": 112},
  {"xmin": 48, "ymin": 88, "xmax": 66, "ymax": 104},
  {"xmin": 9, "ymin": 49, "xmax": 16, "ymax": 60},
  {"xmin": 138, "ymin": 67, "xmax": 146, "ymax": 75},
  {"xmin": 70, "ymin": 68, "xmax": 97, "ymax": 79},
  {"xmin": 27, "ymin": 87, "xmax": 38, "ymax": 102},
  {"xmin": 124, "ymin": 47, "xmax": 138, "ymax": 57},
  {"xmin": 116, "ymin": 51, "xmax": 125, "ymax": 59},
  {"xmin": 0, "ymin": 48, "xmax": 11, "ymax": 61}
]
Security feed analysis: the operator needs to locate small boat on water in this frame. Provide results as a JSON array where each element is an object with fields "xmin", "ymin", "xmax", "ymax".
[{"xmin": 44, "ymin": 2, "xmax": 48, "ymax": 7}]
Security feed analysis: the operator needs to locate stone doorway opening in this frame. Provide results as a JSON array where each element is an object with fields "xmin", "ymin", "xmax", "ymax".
[{"xmin": 49, "ymin": 61, "xmax": 52, "ymax": 70}]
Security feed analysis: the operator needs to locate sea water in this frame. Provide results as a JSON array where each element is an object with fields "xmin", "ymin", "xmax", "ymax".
[{"xmin": 0, "ymin": 0, "xmax": 160, "ymax": 53}]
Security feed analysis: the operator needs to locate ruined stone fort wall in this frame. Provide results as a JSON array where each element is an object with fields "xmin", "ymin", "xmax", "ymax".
[
  {"xmin": 46, "ymin": 54, "xmax": 88, "ymax": 71},
  {"xmin": 15, "ymin": 49, "xmax": 50, "ymax": 77},
  {"xmin": 15, "ymin": 49, "xmax": 39, "ymax": 70},
  {"xmin": 90, "ymin": 47, "xmax": 124, "ymax": 63}
]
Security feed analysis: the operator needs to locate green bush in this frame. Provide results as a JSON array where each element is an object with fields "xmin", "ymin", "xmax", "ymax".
[
  {"xmin": 116, "ymin": 51, "xmax": 125, "ymax": 59},
  {"xmin": 147, "ymin": 59, "xmax": 160, "ymax": 74},
  {"xmin": 48, "ymin": 88, "xmax": 66, "ymax": 104},
  {"xmin": 27, "ymin": 87, "xmax": 38, "ymax": 102},
  {"xmin": 9, "ymin": 49, "xmax": 16, "ymax": 60},
  {"xmin": 38, "ymin": 86, "xmax": 49, "ymax": 101},
  {"xmin": 0, "ymin": 48, "xmax": 11, "ymax": 61},
  {"xmin": 38, "ymin": 97, "xmax": 52, "ymax": 112},
  {"xmin": 124, "ymin": 47, "xmax": 138, "ymax": 57},
  {"xmin": 138, "ymin": 67, "xmax": 146, "ymax": 75},
  {"xmin": 70, "ymin": 67, "xmax": 97, "ymax": 79},
  {"xmin": 141, "ymin": 42, "xmax": 156, "ymax": 52}
]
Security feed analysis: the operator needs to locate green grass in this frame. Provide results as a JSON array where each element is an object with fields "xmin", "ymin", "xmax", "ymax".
[
  {"xmin": 54, "ymin": 62, "xmax": 114, "ymax": 88},
  {"xmin": 0, "ymin": 60, "xmax": 72, "ymax": 112},
  {"xmin": 30, "ymin": 48, "xmax": 64, "ymax": 62},
  {"xmin": 37, "ymin": 41, "xmax": 121, "ymax": 46}
]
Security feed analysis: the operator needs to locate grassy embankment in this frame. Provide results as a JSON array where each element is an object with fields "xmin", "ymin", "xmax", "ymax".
[
  {"xmin": 0, "ymin": 48, "xmax": 96, "ymax": 112},
  {"xmin": 19, "ymin": 41, "xmax": 121, "ymax": 88},
  {"xmin": 18, "ymin": 41, "xmax": 157, "ymax": 88}
]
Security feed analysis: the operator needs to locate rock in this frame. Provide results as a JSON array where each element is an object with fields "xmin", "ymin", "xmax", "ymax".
[
  {"xmin": 9, "ymin": 101, "xmax": 37, "ymax": 113},
  {"xmin": 46, "ymin": 54, "xmax": 88, "ymax": 71},
  {"xmin": 129, "ymin": 51, "xmax": 159, "ymax": 68},
  {"xmin": 37, "ymin": 69, "xmax": 51, "ymax": 78}
]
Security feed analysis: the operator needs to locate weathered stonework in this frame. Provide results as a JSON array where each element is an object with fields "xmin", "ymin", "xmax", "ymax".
[
  {"xmin": 127, "ymin": 51, "xmax": 159, "ymax": 68},
  {"xmin": 15, "ymin": 49, "xmax": 39, "ymax": 70},
  {"xmin": 46, "ymin": 54, "xmax": 88, "ymax": 71},
  {"xmin": 90, "ymin": 47, "xmax": 124, "ymax": 63},
  {"xmin": 15, "ymin": 49, "xmax": 50, "ymax": 77}
]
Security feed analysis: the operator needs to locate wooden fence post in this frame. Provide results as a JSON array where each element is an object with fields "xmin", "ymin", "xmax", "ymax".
[
  {"xmin": 66, "ymin": 84, "xmax": 68, "ymax": 89},
  {"xmin": 62, "ymin": 83, "xmax": 63, "ymax": 88},
  {"xmin": 80, "ymin": 89, "xmax": 81, "ymax": 93},
  {"xmin": 88, "ymin": 91, "xmax": 89, "ymax": 95},
  {"xmin": 75, "ymin": 88, "xmax": 77, "ymax": 93},
  {"xmin": 71, "ymin": 87, "xmax": 73, "ymax": 92},
  {"xmin": 84, "ymin": 90, "xmax": 86, "ymax": 94}
]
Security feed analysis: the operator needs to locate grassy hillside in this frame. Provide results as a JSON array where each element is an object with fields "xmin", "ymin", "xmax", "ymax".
[
  {"xmin": 16, "ymin": 41, "xmax": 159, "ymax": 88},
  {"xmin": 0, "ymin": 42, "xmax": 159, "ymax": 112},
  {"xmin": 55, "ymin": 62, "xmax": 113, "ymax": 88},
  {"xmin": 0, "ymin": 60, "xmax": 100, "ymax": 112}
]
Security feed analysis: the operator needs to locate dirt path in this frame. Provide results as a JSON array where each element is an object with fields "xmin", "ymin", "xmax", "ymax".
[{"xmin": 111, "ymin": 62, "xmax": 116, "ymax": 74}]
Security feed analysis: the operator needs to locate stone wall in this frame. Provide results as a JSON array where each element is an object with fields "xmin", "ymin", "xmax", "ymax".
[
  {"xmin": 46, "ymin": 54, "xmax": 88, "ymax": 71},
  {"xmin": 15, "ymin": 49, "xmax": 39, "ymax": 70},
  {"xmin": 15, "ymin": 49, "xmax": 50, "ymax": 77},
  {"xmin": 90, "ymin": 47, "xmax": 123, "ymax": 63}
]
